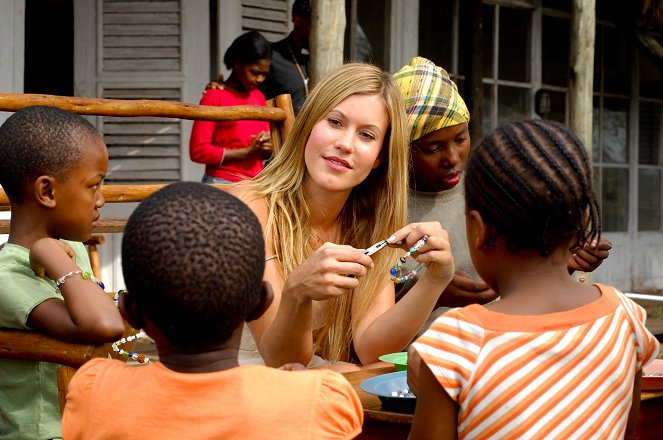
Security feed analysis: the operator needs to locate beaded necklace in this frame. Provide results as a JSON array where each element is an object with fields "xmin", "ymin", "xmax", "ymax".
[
  {"xmin": 390, "ymin": 235, "xmax": 429, "ymax": 284},
  {"xmin": 111, "ymin": 289, "xmax": 152, "ymax": 364},
  {"xmin": 363, "ymin": 235, "xmax": 429, "ymax": 283}
]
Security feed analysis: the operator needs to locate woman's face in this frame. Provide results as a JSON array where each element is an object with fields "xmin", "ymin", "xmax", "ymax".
[
  {"xmin": 304, "ymin": 93, "xmax": 388, "ymax": 197},
  {"xmin": 410, "ymin": 122, "xmax": 470, "ymax": 192},
  {"xmin": 235, "ymin": 59, "xmax": 271, "ymax": 91},
  {"xmin": 50, "ymin": 134, "xmax": 107, "ymax": 242}
]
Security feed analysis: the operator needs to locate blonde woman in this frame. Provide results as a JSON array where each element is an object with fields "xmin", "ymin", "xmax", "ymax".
[{"xmin": 229, "ymin": 63, "xmax": 454, "ymax": 368}]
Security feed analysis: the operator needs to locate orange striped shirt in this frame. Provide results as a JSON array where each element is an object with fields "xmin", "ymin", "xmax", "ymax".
[{"xmin": 412, "ymin": 284, "xmax": 660, "ymax": 439}]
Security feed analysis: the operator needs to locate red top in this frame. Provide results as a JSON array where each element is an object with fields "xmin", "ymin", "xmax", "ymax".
[{"xmin": 189, "ymin": 88, "xmax": 270, "ymax": 181}]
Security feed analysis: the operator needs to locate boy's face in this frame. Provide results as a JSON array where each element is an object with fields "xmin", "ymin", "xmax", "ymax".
[
  {"xmin": 409, "ymin": 122, "xmax": 470, "ymax": 192},
  {"xmin": 49, "ymin": 135, "xmax": 108, "ymax": 242}
]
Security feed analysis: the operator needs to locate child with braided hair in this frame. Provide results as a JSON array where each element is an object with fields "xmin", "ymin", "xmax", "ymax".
[
  {"xmin": 62, "ymin": 182, "xmax": 363, "ymax": 439},
  {"xmin": 407, "ymin": 119, "xmax": 659, "ymax": 439}
]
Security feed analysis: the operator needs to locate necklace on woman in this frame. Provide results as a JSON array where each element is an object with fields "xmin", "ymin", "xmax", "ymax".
[{"xmin": 286, "ymin": 41, "xmax": 309, "ymax": 95}]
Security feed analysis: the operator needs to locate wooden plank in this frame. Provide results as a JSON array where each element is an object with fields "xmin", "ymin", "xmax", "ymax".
[
  {"xmin": 108, "ymin": 157, "xmax": 180, "ymax": 171},
  {"xmin": 104, "ymin": 47, "xmax": 180, "ymax": 58},
  {"xmin": 0, "ymin": 329, "xmax": 115, "ymax": 368},
  {"xmin": 242, "ymin": 0, "xmax": 289, "ymax": 12},
  {"xmin": 104, "ymin": 134, "xmax": 180, "ymax": 144},
  {"xmin": 104, "ymin": 36, "xmax": 180, "ymax": 47},
  {"xmin": 104, "ymin": 59, "xmax": 181, "ymax": 71},
  {"xmin": 104, "ymin": 1, "xmax": 180, "ymax": 13},
  {"xmin": 103, "ymin": 122, "xmax": 180, "ymax": 134},
  {"xmin": 101, "ymin": 89, "xmax": 181, "ymax": 99},
  {"xmin": 0, "ymin": 184, "xmax": 230, "ymax": 207},
  {"xmin": 108, "ymin": 146, "xmax": 180, "ymax": 157},
  {"xmin": 242, "ymin": 6, "xmax": 288, "ymax": 22},
  {"xmin": 103, "ymin": 24, "xmax": 180, "ymax": 36},
  {"xmin": 103, "ymin": 13, "xmax": 180, "ymax": 25},
  {"xmin": 242, "ymin": 18, "xmax": 288, "ymax": 33},
  {"xmin": 105, "ymin": 170, "xmax": 180, "ymax": 181},
  {"xmin": 0, "ymin": 93, "xmax": 288, "ymax": 122}
]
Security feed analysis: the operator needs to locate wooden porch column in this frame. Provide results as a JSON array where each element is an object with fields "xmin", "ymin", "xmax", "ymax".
[
  {"xmin": 569, "ymin": 0, "xmax": 596, "ymax": 156},
  {"xmin": 310, "ymin": 0, "xmax": 346, "ymax": 86}
]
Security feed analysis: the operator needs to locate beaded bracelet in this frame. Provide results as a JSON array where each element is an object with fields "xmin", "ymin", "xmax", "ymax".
[
  {"xmin": 112, "ymin": 329, "xmax": 151, "ymax": 364},
  {"xmin": 55, "ymin": 270, "xmax": 105, "ymax": 294},
  {"xmin": 390, "ymin": 235, "xmax": 428, "ymax": 284}
]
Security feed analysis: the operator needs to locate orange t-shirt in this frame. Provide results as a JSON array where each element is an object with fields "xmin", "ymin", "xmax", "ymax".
[
  {"xmin": 62, "ymin": 360, "xmax": 363, "ymax": 439},
  {"xmin": 413, "ymin": 284, "xmax": 660, "ymax": 439}
]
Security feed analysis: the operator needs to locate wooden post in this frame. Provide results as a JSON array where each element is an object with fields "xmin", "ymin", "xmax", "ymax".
[
  {"xmin": 463, "ymin": 0, "xmax": 484, "ymax": 145},
  {"xmin": 569, "ymin": 0, "xmax": 596, "ymax": 156},
  {"xmin": 310, "ymin": 0, "xmax": 346, "ymax": 86}
]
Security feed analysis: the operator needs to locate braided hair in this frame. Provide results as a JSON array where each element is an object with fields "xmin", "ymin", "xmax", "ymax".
[
  {"xmin": 465, "ymin": 119, "xmax": 601, "ymax": 256},
  {"xmin": 121, "ymin": 182, "xmax": 265, "ymax": 350}
]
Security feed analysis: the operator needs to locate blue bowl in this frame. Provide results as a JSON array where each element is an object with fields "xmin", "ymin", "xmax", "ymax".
[{"xmin": 360, "ymin": 371, "xmax": 416, "ymax": 413}]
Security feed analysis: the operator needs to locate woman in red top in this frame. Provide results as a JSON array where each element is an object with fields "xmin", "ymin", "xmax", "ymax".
[{"xmin": 190, "ymin": 31, "xmax": 273, "ymax": 183}]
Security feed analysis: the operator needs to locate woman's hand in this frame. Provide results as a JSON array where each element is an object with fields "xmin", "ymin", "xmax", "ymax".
[
  {"xmin": 282, "ymin": 242, "xmax": 375, "ymax": 302},
  {"xmin": 388, "ymin": 222, "xmax": 455, "ymax": 287}
]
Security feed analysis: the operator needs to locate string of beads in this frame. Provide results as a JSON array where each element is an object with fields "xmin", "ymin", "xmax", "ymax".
[
  {"xmin": 55, "ymin": 270, "xmax": 104, "ymax": 294},
  {"xmin": 390, "ymin": 235, "xmax": 429, "ymax": 284},
  {"xmin": 111, "ymin": 329, "xmax": 151, "ymax": 364}
]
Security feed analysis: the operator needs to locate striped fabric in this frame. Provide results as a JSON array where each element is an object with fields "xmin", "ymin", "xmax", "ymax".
[
  {"xmin": 412, "ymin": 284, "xmax": 660, "ymax": 439},
  {"xmin": 394, "ymin": 56, "xmax": 470, "ymax": 143}
]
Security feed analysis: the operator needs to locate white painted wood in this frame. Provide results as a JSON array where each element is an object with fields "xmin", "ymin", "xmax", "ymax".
[
  {"xmin": 388, "ymin": 0, "xmax": 419, "ymax": 73},
  {"xmin": 181, "ymin": 0, "xmax": 209, "ymax": 182},
  {"xmin": 218, "ymin": 0, "xmax": 243, "ymax": 81},
  {"xmin": 0, "ymin": 0, "xmax": 25, "ymax": 125}
]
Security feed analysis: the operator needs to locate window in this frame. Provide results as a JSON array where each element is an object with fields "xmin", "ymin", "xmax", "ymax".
[{"xmin": 637, "ymin": 52, "xmax": 663, "ymax": 231}]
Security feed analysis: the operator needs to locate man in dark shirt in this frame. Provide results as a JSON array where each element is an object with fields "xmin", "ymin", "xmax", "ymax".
[{"xmin": 259, "ymin": 0, "xmax": 311, "ymax": 114}]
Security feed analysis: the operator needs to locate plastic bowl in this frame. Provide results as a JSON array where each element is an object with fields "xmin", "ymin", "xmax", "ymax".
[
  {"xmin": 360, "ymin": 371, "xmax": 416, "ymax": 412},
  {"xmin": 379, "ymin": 352, "xmax": 408, "ymax": 371}
]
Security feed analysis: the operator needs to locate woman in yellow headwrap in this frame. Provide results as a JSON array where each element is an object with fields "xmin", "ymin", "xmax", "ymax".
[{"xmin": 394, "ymin": 56, "xmax": 611, "ymax": 309}]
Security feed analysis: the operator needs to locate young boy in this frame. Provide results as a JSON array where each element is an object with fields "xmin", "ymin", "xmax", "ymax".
[
  {"xmin": 0, "ymin": 106, "xmax": 125, "ymax": 438},
  {"xmin": 394, "ymin": 56, "xmax": 612, "ymax": 308},
  {"xmin": 61, "ymin": 182, "xmax": 364, "ymax": 439}
]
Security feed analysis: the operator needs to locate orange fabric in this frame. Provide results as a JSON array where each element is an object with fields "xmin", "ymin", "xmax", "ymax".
[
  {"xmin": 62, "ymin": 360, "xmax": 363, "ymax": 439},
  {"xmin": 413, "ymin": 284, "xmax": 660, "ymax": 439}
]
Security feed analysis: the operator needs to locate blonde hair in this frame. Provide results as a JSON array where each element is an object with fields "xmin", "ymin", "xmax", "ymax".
[{"xmin": 239, "ymin": 63, "xmax": 409, "ymax": 361}]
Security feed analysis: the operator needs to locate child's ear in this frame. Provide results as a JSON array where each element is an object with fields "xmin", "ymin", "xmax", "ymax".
[
  {"xmin": 34, "ymin": 175, "xmax": 57, "ymax": 208},
  {"xmin": 467, "ymin": 210, "xmax": 490, "ymax": 250},
  {"xmin": 118, "ymin": 290, "xmax": 145, "ymax": 330},
  {"xmin": 246, "ymin": 281, "xmax": 274, "ymax": 322}
]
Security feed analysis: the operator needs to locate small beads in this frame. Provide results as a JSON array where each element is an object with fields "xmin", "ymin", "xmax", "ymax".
[
  {"xmin": 390, "ymin": 235, "xmax": 428, "ymax": 284},
  {"xmin": 112, "ymin": 330, "xmax": 151, "ymax": 364},
  {"xmin": 55, "ymin": 270, "xmax": 105, "ymax": 294}
]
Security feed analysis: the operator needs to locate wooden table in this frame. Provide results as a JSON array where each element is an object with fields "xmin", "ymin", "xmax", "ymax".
[
  {"xmin": 343, "ymin": 366, "xmax": 411, "ymax": 439},
  {"xmin": 344, "ymin": 367, "xmax": 663, "ymax": 440}
]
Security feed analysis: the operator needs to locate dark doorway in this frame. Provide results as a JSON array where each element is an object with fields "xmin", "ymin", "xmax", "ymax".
[{"xmin": 24, "ymin": 0, "xmax": 74, "ymax": 96}]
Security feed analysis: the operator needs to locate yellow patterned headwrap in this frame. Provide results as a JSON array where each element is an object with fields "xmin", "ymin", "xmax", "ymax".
[{"xmin": 394, "ymin": 56, "xmax": 470, "ymax": 143}]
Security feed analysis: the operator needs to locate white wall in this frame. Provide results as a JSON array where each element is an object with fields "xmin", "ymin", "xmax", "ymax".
[{"xmin": 0, "ymin": 0, "xmax": 25, "ymax": 125}]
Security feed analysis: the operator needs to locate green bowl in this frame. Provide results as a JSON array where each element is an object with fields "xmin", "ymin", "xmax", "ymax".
[{"xmin": 379, "ymin": 352, "xmax": 408, "ymax": 371}]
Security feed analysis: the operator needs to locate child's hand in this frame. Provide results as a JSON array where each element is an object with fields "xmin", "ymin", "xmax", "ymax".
[
  {"xmin": 278, "ymin": 362, "xmax": 307, "ymax": 371},
  {"xmin": 282, "ymin": 242, "xmax": 374, "ymax": 302},
  {"xmin": 568, "ymin": 238, "xmax": 612, "ymax": 273},
  {"xmin": 248, "ymin": 131, "xmax": 273, "ymax": 158},
  {"xmin": 30, "ymin": 238, "xmax": 77, "ymax": 280},
  {"xmin": 387, "ymin": 222, "xmax": 455, "ymax": 286}
]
